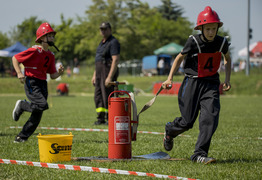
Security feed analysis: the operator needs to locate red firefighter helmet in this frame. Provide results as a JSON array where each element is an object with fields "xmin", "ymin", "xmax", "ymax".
[
  {"xmin": 194, "ymin": 6, "xmax": 223, "ymax": 30},
  {"xmin": 35, "ymin": 22, "xmax": 56, "ymax": 43}
]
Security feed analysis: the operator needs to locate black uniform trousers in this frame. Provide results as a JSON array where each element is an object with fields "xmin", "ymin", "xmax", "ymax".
[
  {"xmin": 165, "ymin": 76, "xmax": 220, "ymax": 160},
  {"xmin": 18, "ymin": 77, "xmax": 49, "ymax": 139},
  {"xmin": 94, "ymin": 61, "xmax": 118, "ymax": 122}
]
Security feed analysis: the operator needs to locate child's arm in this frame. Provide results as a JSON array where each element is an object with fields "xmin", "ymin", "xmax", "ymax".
[
  {"xmin": 12, "ymin": 56, "xmax": 25, "ymax": 84},
  {"xmin": 50, "ymin": 65, "xmax": 64, "ymax": 79},
  {"xmin": 162, "ymin": 53, "xmax": 186, "ymax": 89},
  {"xmin": 223, "ymin": 52, "xmax": 231, "ymax": 91}
]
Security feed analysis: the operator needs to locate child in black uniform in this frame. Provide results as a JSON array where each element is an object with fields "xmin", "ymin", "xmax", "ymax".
[
  {"xmin": 162, "ymin": 6, "xmax": 231, "ymax": 164},
  {"xmin": 12, "ymin": 22, "xmax": 64, "ymax": 143}
]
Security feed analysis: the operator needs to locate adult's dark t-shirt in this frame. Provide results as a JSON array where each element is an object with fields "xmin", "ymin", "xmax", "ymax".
[{"xmin": 95, "ymin": 35, "xmax": 120, "ymax": 63}]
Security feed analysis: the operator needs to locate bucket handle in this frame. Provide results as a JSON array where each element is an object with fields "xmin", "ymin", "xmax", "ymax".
[{"xmin": 108, "ymin": 90, "xmax": 131, "ymax": 105}]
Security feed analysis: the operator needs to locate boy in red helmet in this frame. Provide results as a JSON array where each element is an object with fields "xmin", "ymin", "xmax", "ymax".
[
  {"xmin": 12, "ymin": 22, "xmax": 64, "ymax": 143},
  {"xmin": 162, "ymin": 6, "xmax": 231, "ymax": 164}
]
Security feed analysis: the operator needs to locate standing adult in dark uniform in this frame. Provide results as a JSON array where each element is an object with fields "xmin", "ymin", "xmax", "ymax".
[
  {"xmin": 91, "ymin": 22, "xmax": 120, "ymax": 125},
  {"xmin": 162, "ymin": 6, "xmax": 231, "ymax": 164}
]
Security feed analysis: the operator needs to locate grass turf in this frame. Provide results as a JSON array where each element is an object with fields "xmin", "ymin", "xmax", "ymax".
[
  {"xmin": 0, "ymin": 67, "xmax": 261, "ymax": 179},
  {"xmin": 0, "ymin": 94, "xmax": 261, "ymax": 179}
]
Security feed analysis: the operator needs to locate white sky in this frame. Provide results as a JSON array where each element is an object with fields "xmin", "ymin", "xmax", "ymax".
[{"xmin": 0, "ymin": 0, "xmax": 261, "ymax": 62}]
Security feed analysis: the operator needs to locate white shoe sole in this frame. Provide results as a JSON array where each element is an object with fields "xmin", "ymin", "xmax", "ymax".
[{"xmin": 12, "ymin": 100, "xmax": 22, "ymax": 121}]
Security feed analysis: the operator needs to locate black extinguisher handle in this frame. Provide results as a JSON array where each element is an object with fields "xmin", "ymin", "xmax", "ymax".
[{"xmin": 108, "ymin": 81, "xmax": 126, "ymax": 97}]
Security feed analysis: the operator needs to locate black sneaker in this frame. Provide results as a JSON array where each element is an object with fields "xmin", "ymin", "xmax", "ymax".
[
  {"xmin": 193, "ymin": 156, "xmax": 216, "ymax": 164},
  {"xmin": 12, "ymin": 100, "xmax": 24, "ymax": 121},
  {"xmin": 14, "ymin": 136, "xmax": 27, "ymax": 143},
  {"xmin": 163, "ymin": 132, "xmax": 173, "ymax": 151}
]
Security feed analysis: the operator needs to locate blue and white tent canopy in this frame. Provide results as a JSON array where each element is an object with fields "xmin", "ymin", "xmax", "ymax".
[{"xmin": 0, "ymin": 42, "xmax": 27, "ymax": 57}]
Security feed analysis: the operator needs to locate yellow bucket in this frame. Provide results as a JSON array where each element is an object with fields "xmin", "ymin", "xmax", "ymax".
[{"xmin": 37, "ymin": 132, "xmax": 73, "ymax": 163}]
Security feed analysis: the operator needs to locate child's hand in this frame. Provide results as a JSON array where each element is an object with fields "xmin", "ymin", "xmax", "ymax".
[
  {"xmin": 162, "ymin": 80, "xmax": 172, "ymax": 89},
  {"xmin": 223, "ymin": 82, "xmax": 231, "ymax": 91},
  {"xmin": 58, "ymin": 65, "xmax": 64, "ymax": 74},
  {"xmin": 17, "ymin": 72, "xmax": 25, "ymax": 84}
]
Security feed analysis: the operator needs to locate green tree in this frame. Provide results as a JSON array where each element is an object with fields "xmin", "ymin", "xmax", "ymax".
[
  {"xmin": 0, "ymin": 32, "xmax": 10, "ymax": 49},
  {"xmin": 117, "ymin": 1, "xmax": 155, "ymax": 59},
  {"xmin": 73, "ymin": 22, "xmax": 98, "ymax": 64},
  {"xmin": 54, "ymin": 15, "xmax": 77, "ymax": 64},
  {"xmin": 85, "ymin": 0, "xmax": 126, "ymax": 34},
  {"xmin": 157, "ymin": 0, "xmax": 184, "ymax": 21},
  {"xmin": 0, "ymin": 32, "xmax": 12, "ymax": 69},
  {"xmin": 10, "ymin": 17, "xmax": 44, "ymax": 47},
  {"xmin": 54, "ymin": 14, "xmax": 98, "ymax": 65},
  {"xmin": 120, "ymin": 0, "xmax": 192, "ymax": 59},
  {"xmin": 4, "ymin": 0, "xmax": 232, "ymax": 65},
  {"xmin": 56, "ymin": 0, "xmax": 193, "ymax": 63},
  {"xmin": 81, "ymin": 0, "xmax": 129, "ymax": 63}
]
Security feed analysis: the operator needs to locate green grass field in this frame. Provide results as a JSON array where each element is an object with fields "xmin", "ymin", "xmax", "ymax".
[{"xmin": 0, "ymin": 69, "xmax": 261, "ymax": 179}]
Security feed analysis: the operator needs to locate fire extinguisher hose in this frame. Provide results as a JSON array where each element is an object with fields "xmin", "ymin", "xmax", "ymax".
[
  {"xmin": 138, "ymin": 86, "xmax": 164, "ymax": 115},
  {"xmin": 129, "ymin": 86, "xmax": 164, "ymax": 141}
]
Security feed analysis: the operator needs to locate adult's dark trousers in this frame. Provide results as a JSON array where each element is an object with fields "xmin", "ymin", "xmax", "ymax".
[
  {"xmin": 94, "ymin": 61, "xmax": 118, "ymax": 122},
  {"xmin": 165, "ymin": 76, "xmax": 220, "ymax": 160},
  {"xmin": 18, "ymin": 77, "xmax": 49, "ymax": 139}
]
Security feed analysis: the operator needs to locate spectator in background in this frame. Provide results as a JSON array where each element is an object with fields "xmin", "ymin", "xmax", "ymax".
[
  {"xmin": 66, "ymin": 66, "xmax": 71, "ymax": 77},
  {"xmin": 239, "ymin": 61, "xmax": 245, "ymax": 71},
  {"xmin": 73, "ymin": 57, "xmax": 80, "ymax": 77},
  {"xmin": 158, "ymin": 58, "xmax": 164, "ymax": 75}
]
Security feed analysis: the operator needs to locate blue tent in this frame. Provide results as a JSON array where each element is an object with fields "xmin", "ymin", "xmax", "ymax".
[{"xmin": 0, "ymin": 42, "xmax": 27, "ymax": 57}]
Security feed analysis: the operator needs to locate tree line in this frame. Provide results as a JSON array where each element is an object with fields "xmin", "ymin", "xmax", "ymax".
[{"xmin": 0, "ymin": 0, "xmax": 230, "ymax": 66}]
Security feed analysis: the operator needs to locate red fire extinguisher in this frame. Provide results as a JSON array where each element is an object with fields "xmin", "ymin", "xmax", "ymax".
[
  {"xmin": 108, "ymin": 89, "xmax": 132, "ymax": 159},
  {"xmin": 108, "ymin": 80, "xmax": 139, "ymax": 159},
  {"xmin": 107, "ymin": 82, "xmax": 169, "ymax": 159}
]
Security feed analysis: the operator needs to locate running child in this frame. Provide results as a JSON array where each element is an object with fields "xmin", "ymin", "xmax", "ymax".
[
  {"xmin": 12, "ymin": 22, "xmax": 64, "ymax": 143},
  {"xmin": 162, "ymin": 6, "xmax": 231, "ymax": 164}
]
